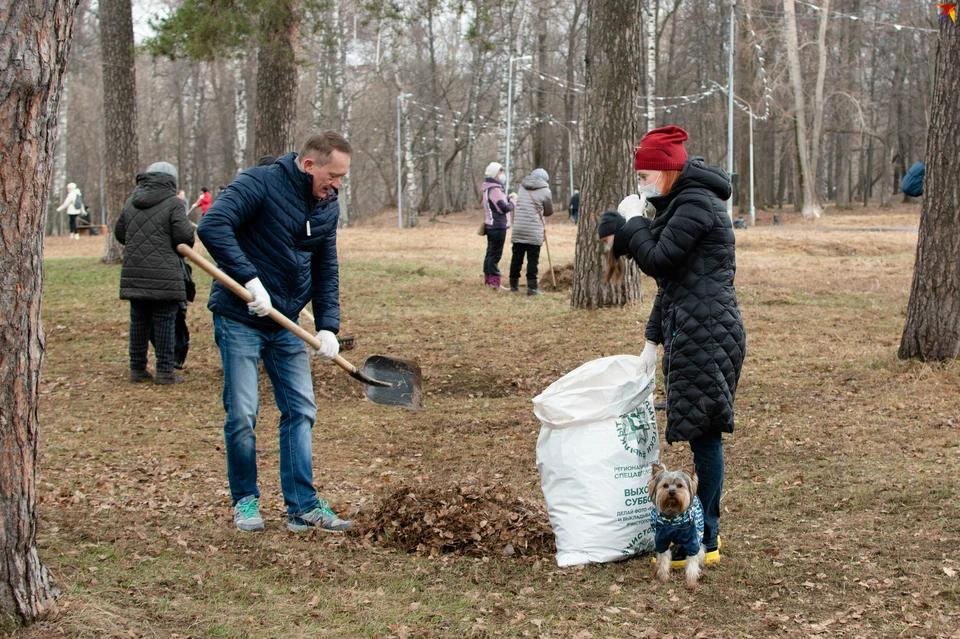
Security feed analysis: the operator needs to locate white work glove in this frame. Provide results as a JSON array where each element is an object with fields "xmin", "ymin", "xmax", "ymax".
[
  {"xmin": 508, "ymin": 192, "xmax": 518, "ymax": 203},
  {"xmin": 243, "ymin": 277, "xmax": 273, "ymax": 317},
  {"xmin": 639, "ymin": 340, "xmax": 658, "ymax": 379},
  {"xmin": 310, "ymin": 330, "xmax": 339, "ymax": 360},
  {"xmin": 618, "ymin": 193, "xmax": 646, "ymax": 220}
]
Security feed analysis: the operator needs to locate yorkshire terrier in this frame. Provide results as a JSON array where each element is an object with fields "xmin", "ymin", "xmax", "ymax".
[{"xmin": 648, "ymin": 462, "xmax": 705, "ymax": 589}]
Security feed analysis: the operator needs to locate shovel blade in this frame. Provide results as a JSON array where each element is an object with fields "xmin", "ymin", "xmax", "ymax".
[{"xmin": 362, "ymin": 355, "xmax": 423, "ymax": 410}]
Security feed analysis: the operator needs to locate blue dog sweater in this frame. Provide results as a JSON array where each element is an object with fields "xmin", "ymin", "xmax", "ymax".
[{"xmin": 650, "ymin": 495, "xmax": 704, "ymax": 555}]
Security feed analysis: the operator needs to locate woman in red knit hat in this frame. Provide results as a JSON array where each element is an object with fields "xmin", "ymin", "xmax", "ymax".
[{"xmin": 597, "ymin": 125, "xmax": 746, "ymax": 569}]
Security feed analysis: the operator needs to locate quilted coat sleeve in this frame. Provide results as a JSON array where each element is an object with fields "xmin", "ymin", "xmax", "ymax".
[
  {"xmin": 169, "ymin": 200, "xmax": 196, "ymax": 250},
  {"xmin": 114, "ymin": 209, "xmax": 128, "ymax": 245},
  {"xmin": 541, "ymin": 193, "xmax": 554, "ymax": 217},
  {"xmin": 645, "ymin": 287, "xmax": 664, "ymax": 344},
  {"xmin": 620, "ymin": 203, "xmax": 713, "ymax": 278},
  {"xmin": 310, "ymin": 232, "xmax": 340, "ymax": 334},
  {"xmin": 197, "ymin": 171, "xmax": 265, "ymax": 285}
]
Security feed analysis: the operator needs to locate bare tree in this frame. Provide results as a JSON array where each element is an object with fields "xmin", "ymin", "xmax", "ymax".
[
  {"xmin": 99, "ymin": 0, "xmax": 139, "ymax": 263},
  {"xmin": 898, "ymin": 19, "xmax": 960, "ymax": 361},
  {"xmin": 571, "ymin": 0, "xmax": 644, "ymax": 309},
  {"xmin": 0, "ymin": 0, "xmax": 79, "ymax": 628},
  {"xmin": 782, "ymin": 0, "xmax": 828, "ymax": 219}
]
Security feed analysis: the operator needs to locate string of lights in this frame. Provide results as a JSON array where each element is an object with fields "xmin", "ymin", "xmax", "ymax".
[{"xmin": 795, "ymin": 0, "xmax": 937, "ymax": 33}]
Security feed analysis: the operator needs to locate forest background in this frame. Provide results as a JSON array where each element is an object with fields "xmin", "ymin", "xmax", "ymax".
[{"xmin": 50, "ymin": 0, "xmax": 937, "ymax": 235}]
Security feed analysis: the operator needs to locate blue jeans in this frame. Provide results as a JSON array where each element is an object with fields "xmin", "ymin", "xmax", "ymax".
[
  {"xmin": 688, "ymin": 432, "xmax": 723, "ymax": 550},
  {"xmin": 213, "ymin": 314, "xmax": 319, "ymax": 517}
]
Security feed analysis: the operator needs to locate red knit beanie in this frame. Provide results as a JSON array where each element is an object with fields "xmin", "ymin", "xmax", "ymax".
[{"xmin": 634, "ymin": 126, "xmax": 689, "ymax": 171}]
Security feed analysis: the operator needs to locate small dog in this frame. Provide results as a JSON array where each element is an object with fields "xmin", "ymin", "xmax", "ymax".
[{"xmin": 648, "ymin": 462, "xmax": 705, "ymax": 589}]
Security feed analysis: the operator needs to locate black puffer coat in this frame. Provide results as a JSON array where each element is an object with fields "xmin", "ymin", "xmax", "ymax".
[
  {"xmin": 614, "ymin": 158, "xmax": 745, "ymax": 444},
  {"xmin": 115, "ymin": 172, "xmax": 196, "ymax": 301}
]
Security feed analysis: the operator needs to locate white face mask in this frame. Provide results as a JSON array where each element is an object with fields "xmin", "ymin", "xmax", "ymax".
[
  {"xmin": 604, "ymin": 238, "xmax": 614, "ymax": 252},
  {"xmin": 637, "ymin": 172, "xmax": 662, "ymax": 198}
]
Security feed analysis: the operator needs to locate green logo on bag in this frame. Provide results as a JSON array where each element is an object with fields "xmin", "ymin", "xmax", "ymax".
[{"xmin": 616, "ymin": 403, "xmax": 657, "ymax": 458}]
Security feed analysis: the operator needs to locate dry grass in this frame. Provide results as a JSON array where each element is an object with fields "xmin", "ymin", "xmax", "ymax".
[{"xmin": 17, "ymin": 202, "xmax": 960, "ymax": 638}]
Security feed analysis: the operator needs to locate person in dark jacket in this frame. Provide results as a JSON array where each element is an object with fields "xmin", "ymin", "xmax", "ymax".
[
  {"xmin": 598, "ymin": 125, "xmax": 745, "ymax": 566},
  {"xmin": 115, "ymin": 161, "xmax": 196, "ymax": 385},
  {"xmin": 510, "ymin": 168, "xmax": 554, "ymax": 295},
  {"xmin": 569, "ymin": 188, "xmax": 580, "ymax": 223},
  {"xmin": 481, "ymin": 161, "xmax": 516, "ymax": 289},
  {"xmin": 196, "ymin": 130, "xmax": 353, "ymax": 535}
]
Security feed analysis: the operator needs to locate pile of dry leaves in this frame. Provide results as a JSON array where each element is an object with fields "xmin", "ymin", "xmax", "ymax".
[{"xmin": 354, "ymin": 479, "xmax": 555, "ymax": 559}]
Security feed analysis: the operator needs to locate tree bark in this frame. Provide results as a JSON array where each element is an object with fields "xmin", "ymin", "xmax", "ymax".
[
  {"xmin": 571, "ymin": 0, "xmax": 644, "ymax": 309},
  {"xmin": 0, "ymin": 0, "xmax": 77, "ymax": 628},
  {"xmin": 782, "ymin": 0, "xmax": 823, "ymax": 219},
  {"xmin": 99, "ymin": 0, "xmax": 139, "ymax": 263},
  {"xmin": 255, "ymin": 0, "xmax": 300, "ymax": 157},
  {"xmin": 898, "ymin": 20, "xmax": 960, "ymax": 361}
]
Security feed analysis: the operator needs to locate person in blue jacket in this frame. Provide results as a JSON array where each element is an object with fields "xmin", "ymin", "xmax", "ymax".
[{"xmin": 197, "ymin": 131, "xmax": 353, "ymax": 534}]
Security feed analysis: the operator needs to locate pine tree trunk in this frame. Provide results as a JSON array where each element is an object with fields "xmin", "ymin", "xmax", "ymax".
[
  {"xmin": 255, "ymin": 0, "xmax": 299, "ymax": 157},
  {"xmin": 99, "ymin": 0, "xmax": 139, "ymax": 264},
  {"xmin": 0, "ymin": 0, "xmax": 76, "ymax": 628},
  {"xmin": 898, "ymin": 19, "xmax": 960, "ymax": 361},
  {"xmin": 571, "ymin": 0, "xmax": 644, "ymax": 309}
]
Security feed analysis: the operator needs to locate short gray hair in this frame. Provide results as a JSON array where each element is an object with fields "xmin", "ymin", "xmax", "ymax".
[{"xmin": 299, "ymin": 131, "xmax": 352, "ymax": 166}]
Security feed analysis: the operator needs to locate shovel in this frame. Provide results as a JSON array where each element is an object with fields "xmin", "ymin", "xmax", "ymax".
[{"xmin": 178, "ymin": 244, "xmax": 423, "ymax": 410}]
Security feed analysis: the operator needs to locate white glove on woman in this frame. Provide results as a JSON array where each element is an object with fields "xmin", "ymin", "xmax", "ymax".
[
  {"xmin": 244, "ymin": 277, "xmax": 273, "ymax": 317},
  {"xmin": 639, "ymin": 340, "xmax": 658, "ymax": 378},
  {"xmin": 618, "ymin": 194, "xmax": 645, "ymax": 220},
  {"xmin": 508, "ymin": 192, "xmax": 518, "ymax": 203},
  {"xmin": 310, "ymin": 329, "xmax": 340, "ymax": 360}
]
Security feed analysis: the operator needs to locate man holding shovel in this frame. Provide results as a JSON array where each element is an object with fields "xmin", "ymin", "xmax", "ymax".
[{"xmin": 197, "ymin": 131, "xmax": 353, "ymax": 534}]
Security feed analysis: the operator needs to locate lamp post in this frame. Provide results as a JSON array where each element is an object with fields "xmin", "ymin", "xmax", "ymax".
[
  {"xmin": 397, "ymin": 92, "xmax": 412, "ymax": 229},
  {"xmin": 506, "ymin": 55, "xmax": 532, "ymax": 194},
  {"xmin": 711, "ymin": 80, "xmax": 756, "ymax": 227},
  {"xmin": 726, "ymin": 0, "xmax": 736, "ymax": 219}
]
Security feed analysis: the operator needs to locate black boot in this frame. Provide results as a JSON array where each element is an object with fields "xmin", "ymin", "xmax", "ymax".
[
  {"xmin": 527, "ymin": 279, "xmax": 543, "ymax": 296},
  {"xmin": 129, "ymin": 368, "xmax": 153, "ymax": 383},
  {"xmin": 509, "ymin": 278, "xmax": 520, "ymax": 292},
  {"xmin": 155, "ymin": 371, "xmax": 184, "ymax": 385}
]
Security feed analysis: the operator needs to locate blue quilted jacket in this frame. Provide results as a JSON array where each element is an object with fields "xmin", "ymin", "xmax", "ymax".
[{"xmin": 197, "ymin": 152, "xmax": 340, "ymax": 333}]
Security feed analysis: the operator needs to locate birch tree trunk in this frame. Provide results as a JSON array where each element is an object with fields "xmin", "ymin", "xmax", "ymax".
[
  {"xmin": 402, "ymin": 94, "xmax": 418, "ymax": 227},
  {"xmin": 571, "ymin": 0, "xmax": 644, "ymax": 309},
  {"xmin": 644, "ymin": 0, "xmax": 657, "ymax": 130},
  {"xmin": 48, "ymin": 78, "xmax": 69, "ymax": 237},
  {"xmin": 234, "ymin": 56, "xmax": 248, "ymax": 171},
  {"xmin": 332, "ymin": 0, "xmax": 351, "ymax": 226},
  {"xmin": 0, "ymin": 0, "xmax": 77, "ymax": 628},
  {"xmin": 782, "ymin": 0, "xmax": 821, "ymax": 219},
  {"xmin": 100, "ymin": 0, "xmax": 139, "ymax": 263},
  {"xmin": 898, "ymin": 19, "xmax": 960, "ymax": 361}
]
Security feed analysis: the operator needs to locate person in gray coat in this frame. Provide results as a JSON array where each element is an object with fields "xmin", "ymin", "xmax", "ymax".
[
  {"xmin": 509, "ymin": 168, "xmax": 554, "ymax": 295},
  {"xmin": 115, "ymin": 161, "xmax": 196, "ymax": 385}
]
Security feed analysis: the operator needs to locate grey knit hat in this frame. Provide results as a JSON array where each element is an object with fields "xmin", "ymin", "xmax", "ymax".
[
  {"xmin": 531, "ymin": 168, "xmax": 549, "ymax": 182},
  {"xmin": 146, "ymin": 161, "xmax": 178, "ymax": 182}
]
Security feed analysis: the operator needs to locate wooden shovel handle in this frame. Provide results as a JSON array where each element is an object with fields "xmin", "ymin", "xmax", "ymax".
[{"xmin": 176, "ymin": 244, "xmax": 378, "ymax": 384}]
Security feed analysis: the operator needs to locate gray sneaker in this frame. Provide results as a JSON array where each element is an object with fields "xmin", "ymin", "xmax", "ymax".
[
  {"xmin": 287, "ymin": 500, "xmax": 352, "ymax": 533},
  {"xmin": 234, "ymin": 495, "xmax": 265, "ymax": 532}
]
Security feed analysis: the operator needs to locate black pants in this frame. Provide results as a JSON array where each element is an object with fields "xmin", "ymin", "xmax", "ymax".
[
  {"xmin": 510, "ymin": 242, "xmax": 541, "ymax": 285},
  {"xmin": 68, "ymin": 215, "xmax": 78, "ymax": 233},
  {"xmin": 129, "ymin": 300, "xmax": 179, "ymax": 373},
  {"xmin": 483, "ymin": 227, "xmax": 507, "ymax": 276},
  {"xmin": 151, "ymin": 303, "xmax": 190, "ymax": 369}
]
